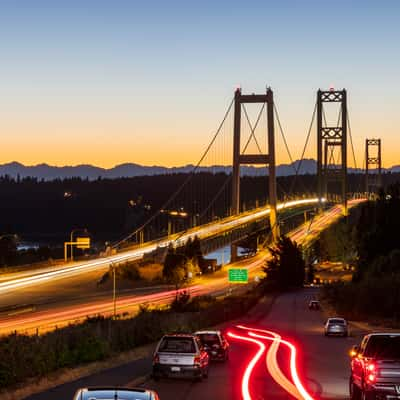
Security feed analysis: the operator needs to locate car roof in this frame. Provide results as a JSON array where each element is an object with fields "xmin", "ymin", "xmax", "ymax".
[
  {"xmin": 76, "ymin": 387, "xmax": 153, "ymax": 400},
  {"xmin": 327, "ymin": 317, "xmax": 346, "ymax": 320},
  {"xmin": 162, "ymin": 333, "xmax": 195, "ymax": 338},
  {"xmin": 195, "ymin": 330, "xmax": 221, "ymax": 335},
  {"xmin": 367, "ymin": 333, "xmax": 400, "ymax": 336}
]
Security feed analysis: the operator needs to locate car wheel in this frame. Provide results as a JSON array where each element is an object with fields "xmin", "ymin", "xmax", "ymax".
[
  {"xmin": 203, "ymin": 367, "xmax": 209, "ymax": 379},
  {"xmin": 349, "ymin": 379, "xmax": 361, "ymax": 400}
]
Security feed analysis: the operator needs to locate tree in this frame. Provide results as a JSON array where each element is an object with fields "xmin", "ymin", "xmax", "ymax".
[
  {"xmin": 263, "ymin": 235, "xmax": 305, "ymax": 289},
  {"xmin": 163, "ymin": 244, "xmax": 187, "ymax": 287},
  {"xmin": 183, "ymin": 236, "xmax": 203, "ymax": 274},
  {"xmin": 0, "ymin": 234, "xmax": 17, "ymax": 267}
]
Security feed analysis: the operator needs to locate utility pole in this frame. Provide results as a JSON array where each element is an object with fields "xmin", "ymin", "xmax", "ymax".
[
  {"xmin": 231, "ymin": 87, "xmax": 278, "ymax": 262},
  {"xmin": 111, "ymin": 262, "xmax": 116, "ymax": 319},
  {"xmin": 365, "ymin": 139, "xmax": 382, "ymax": 198},
  {"xmin": 317, "ymin": 88, "xmax": 348, "ymax": 215}
]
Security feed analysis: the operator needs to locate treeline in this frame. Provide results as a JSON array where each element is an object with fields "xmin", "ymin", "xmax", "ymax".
[
  {"xmin": 0, "ymin": 172, "xmax": 397, "ymax": 245},
  {"xmin": 322, "ymin": 184, "xmax": 400, "ymax": 323}
]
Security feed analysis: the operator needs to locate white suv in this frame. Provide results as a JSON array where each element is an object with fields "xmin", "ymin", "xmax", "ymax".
[{"xmin": 152, "ymin": 333, "xmax": 209, "ymax": 381}]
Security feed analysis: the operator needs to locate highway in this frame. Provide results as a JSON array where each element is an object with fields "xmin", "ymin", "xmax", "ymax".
[
  {"xmin": 24, "ymin": 288, "xmax": 368, "ymax": 400},
  {"xmin": 0, "ymin": 199, "xmax": 364, "ymax": 336},
  {"xmin": 0, "ymin": 198, "xmax": 325, "ymax": 294}
]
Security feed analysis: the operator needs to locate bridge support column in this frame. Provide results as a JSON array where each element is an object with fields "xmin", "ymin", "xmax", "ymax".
[
  {"xmin": 317, "ymin": 88, "xmax": 348, "ymax": 216},
  {"xmin": 231, "ymin": 87, "xmax": 278, "ymax": 262},
  {"xmin": 365, "ymin": 138, "xmax": 382, "ymax": 199}
]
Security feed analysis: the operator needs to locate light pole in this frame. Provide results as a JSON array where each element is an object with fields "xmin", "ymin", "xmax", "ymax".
[{"xmin": 111, "ymin": 262, "xmax": 117, "ymax": 319}]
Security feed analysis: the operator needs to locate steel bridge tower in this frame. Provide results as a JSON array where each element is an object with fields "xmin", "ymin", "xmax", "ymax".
[
  {"xmin": 317, "ymin": 89, "xmax": 348, "ymax": 215},
  {"xmin": 365, "ymin": 138, "xmax": 382, "ymax": 197},
  {"xmin": 231, "ymin": 87, "xmax": 278, "ymax": 261}
]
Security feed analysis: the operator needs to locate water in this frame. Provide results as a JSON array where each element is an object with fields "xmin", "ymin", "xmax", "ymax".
[
  {"xmin": 17, "ymin": 242, "xmax": 40, "ymax": 251},
  {"xmin": 205, "ymin": 245, "xmax": 246, "ymax": 265}
]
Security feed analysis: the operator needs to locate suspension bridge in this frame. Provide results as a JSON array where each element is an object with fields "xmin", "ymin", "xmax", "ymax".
[{"xmin": 0, "ymin": 86, "xmax": 381, "ymax": 334}]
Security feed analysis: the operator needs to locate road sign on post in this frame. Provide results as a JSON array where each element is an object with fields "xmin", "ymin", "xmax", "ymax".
[
  {"xmin": 76, "ymin": 237, "xmax": 90, "ymax": 249},
  {"xmin": 228, "ymin": 268, "xmax": 248, "ymax": 284}
]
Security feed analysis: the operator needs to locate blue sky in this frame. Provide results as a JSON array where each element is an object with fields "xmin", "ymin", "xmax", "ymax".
[{"xmin": 0, "ymin": 1, "xmax": 399, "ymax": 167}]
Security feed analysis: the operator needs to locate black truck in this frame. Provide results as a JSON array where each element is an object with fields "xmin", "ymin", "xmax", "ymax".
[{"xmin": 350, "ymin": 333, "xmax": 400, "ymax": 400}]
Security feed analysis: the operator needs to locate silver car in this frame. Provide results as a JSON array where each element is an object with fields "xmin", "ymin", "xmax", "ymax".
[
  {"xmin": 152, "ymin": 333, "xmax": 209, "ymax": 381},
  {"xmin": 324, "ymin": 317, "xmax": 348, "ymax": 337},
  {"xmin": 73, "ymin": 387, "xmax": 160, "ymax": 400}
]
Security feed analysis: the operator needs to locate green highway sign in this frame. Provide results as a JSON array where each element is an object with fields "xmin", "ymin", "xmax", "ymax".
[{"xmin": 228, "ymin": 268, "xmax": 248, "ymax": 283}]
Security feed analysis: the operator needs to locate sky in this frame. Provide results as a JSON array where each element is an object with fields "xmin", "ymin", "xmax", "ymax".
[{"xmin": 0, "ymin": 0, "xmax": 399, "ymax": 168}]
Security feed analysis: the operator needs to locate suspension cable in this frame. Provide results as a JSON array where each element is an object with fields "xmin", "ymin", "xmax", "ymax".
[
  {"xmin": 347, "ymin": 112, "xmax": 358, "ymax": 170},
  {"xmin": 112, "ymin": 96, "xmax": 235, "ymax": 249},
  {"xmin": 287, "ymin": 101, "xmax": 317, "ymax": 195},
  {"xmin": 242, "ymin": 103, "xmax": 265, "ymax": 154}
]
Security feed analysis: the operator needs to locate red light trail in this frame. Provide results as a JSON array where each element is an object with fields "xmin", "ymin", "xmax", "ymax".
[
  {"xmin": 226, "ymin": 331, "xmax": 266, "ymax": 400},
  {"xmin": 228, "ymin": 325, "xmax": 315, "ymax": 400}
]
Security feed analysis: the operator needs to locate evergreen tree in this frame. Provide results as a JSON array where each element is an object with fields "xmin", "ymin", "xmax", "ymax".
[{"xmin": 263, "ymin": 235, "xmax": 305, "ymax": 289}]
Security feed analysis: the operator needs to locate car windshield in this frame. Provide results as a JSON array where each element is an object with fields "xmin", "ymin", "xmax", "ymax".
[
  {"xmin": 198, "ymin": 333, "xmax": 220, "ymax": 346},
  {"xmin": 364, "ymin": 335, "xmax": 400, "ymax": 358},
  {"xmin": 328, "ymin": 319, "xmax": 345, "ymax": 324},
  {"xmin": 81, "ymin": 390, "xmax": 148, "ymax": 400},
  {"xmin": 158, "ymin": 337, "xmax": 196, "ymax": 353}
]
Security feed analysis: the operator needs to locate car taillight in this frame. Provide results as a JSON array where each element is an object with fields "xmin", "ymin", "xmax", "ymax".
[
  {"xmin": 194, "ymin": 354, "xmax": 201, "ymax": 365},
  {"xmin": 153, "ymin": 354, "xmax": 159, "ymax": 365},
  {"xmin": 366, "ymin": 362, "xmax": 376, "ymax": 382}
]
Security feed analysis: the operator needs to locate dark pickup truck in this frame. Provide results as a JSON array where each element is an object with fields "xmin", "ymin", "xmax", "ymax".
[{"xmin": 350, "ymin": 333, "xmax": 400, "ymax": 400}]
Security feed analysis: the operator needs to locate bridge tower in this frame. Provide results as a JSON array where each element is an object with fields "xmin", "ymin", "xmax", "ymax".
[
  {"xmin": 365, "ymin": 138, "xmax": 382, "ymax": 197},
  {"xmin": 317, "ymin": 89, "xmax": 348, "ymax": 215},
  {"xmin": 231, "ymin": 87, "xmax": 278, "ymax": 261}
]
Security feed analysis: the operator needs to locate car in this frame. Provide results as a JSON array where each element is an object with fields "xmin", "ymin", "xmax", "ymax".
[
  {"xmin": 324, "ymin": 317, "xmax": 348, "ymax": 337},
  {"xmin": 73, "ymin": 387, "xmax": 160, "ymax": 400},
  {"xmin": 350, "ymin": 333, "xmax": 400, "ymax": 400},
  {"xmin": 152, "ymin": 333, "xmax": 209, "ymax": 381},
  {"xmin": 195, "ymin": 330, "xmax": 229, "ymax": 361},
  {"xmin": 309, "ymin": 300, "xmax": 320, "ymax": 310}
]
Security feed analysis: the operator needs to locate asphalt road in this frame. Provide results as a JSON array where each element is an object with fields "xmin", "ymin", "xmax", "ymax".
[{"xmin": 25, "ymin": 288, "xmax": 368, "ymax": 400}]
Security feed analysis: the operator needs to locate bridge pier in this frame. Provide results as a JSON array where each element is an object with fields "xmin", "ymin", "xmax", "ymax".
[{"xmin": 231, "ymin": 87, "xmax": 279, "ymax": 262}]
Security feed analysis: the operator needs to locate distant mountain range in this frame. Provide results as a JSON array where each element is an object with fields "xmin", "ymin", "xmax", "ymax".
[{"xmin": 0, "ymin": 160, "xmax": 398, "ymax": 181}]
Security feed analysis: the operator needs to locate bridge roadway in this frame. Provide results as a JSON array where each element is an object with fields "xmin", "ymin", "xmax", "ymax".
[
  {"xmin": 0, "ymin": 199, "xmax": 364, "ymax": 336},
  {"xmin": 0, "ymin": 198, "xmax": 324, "ymax": 295}
]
